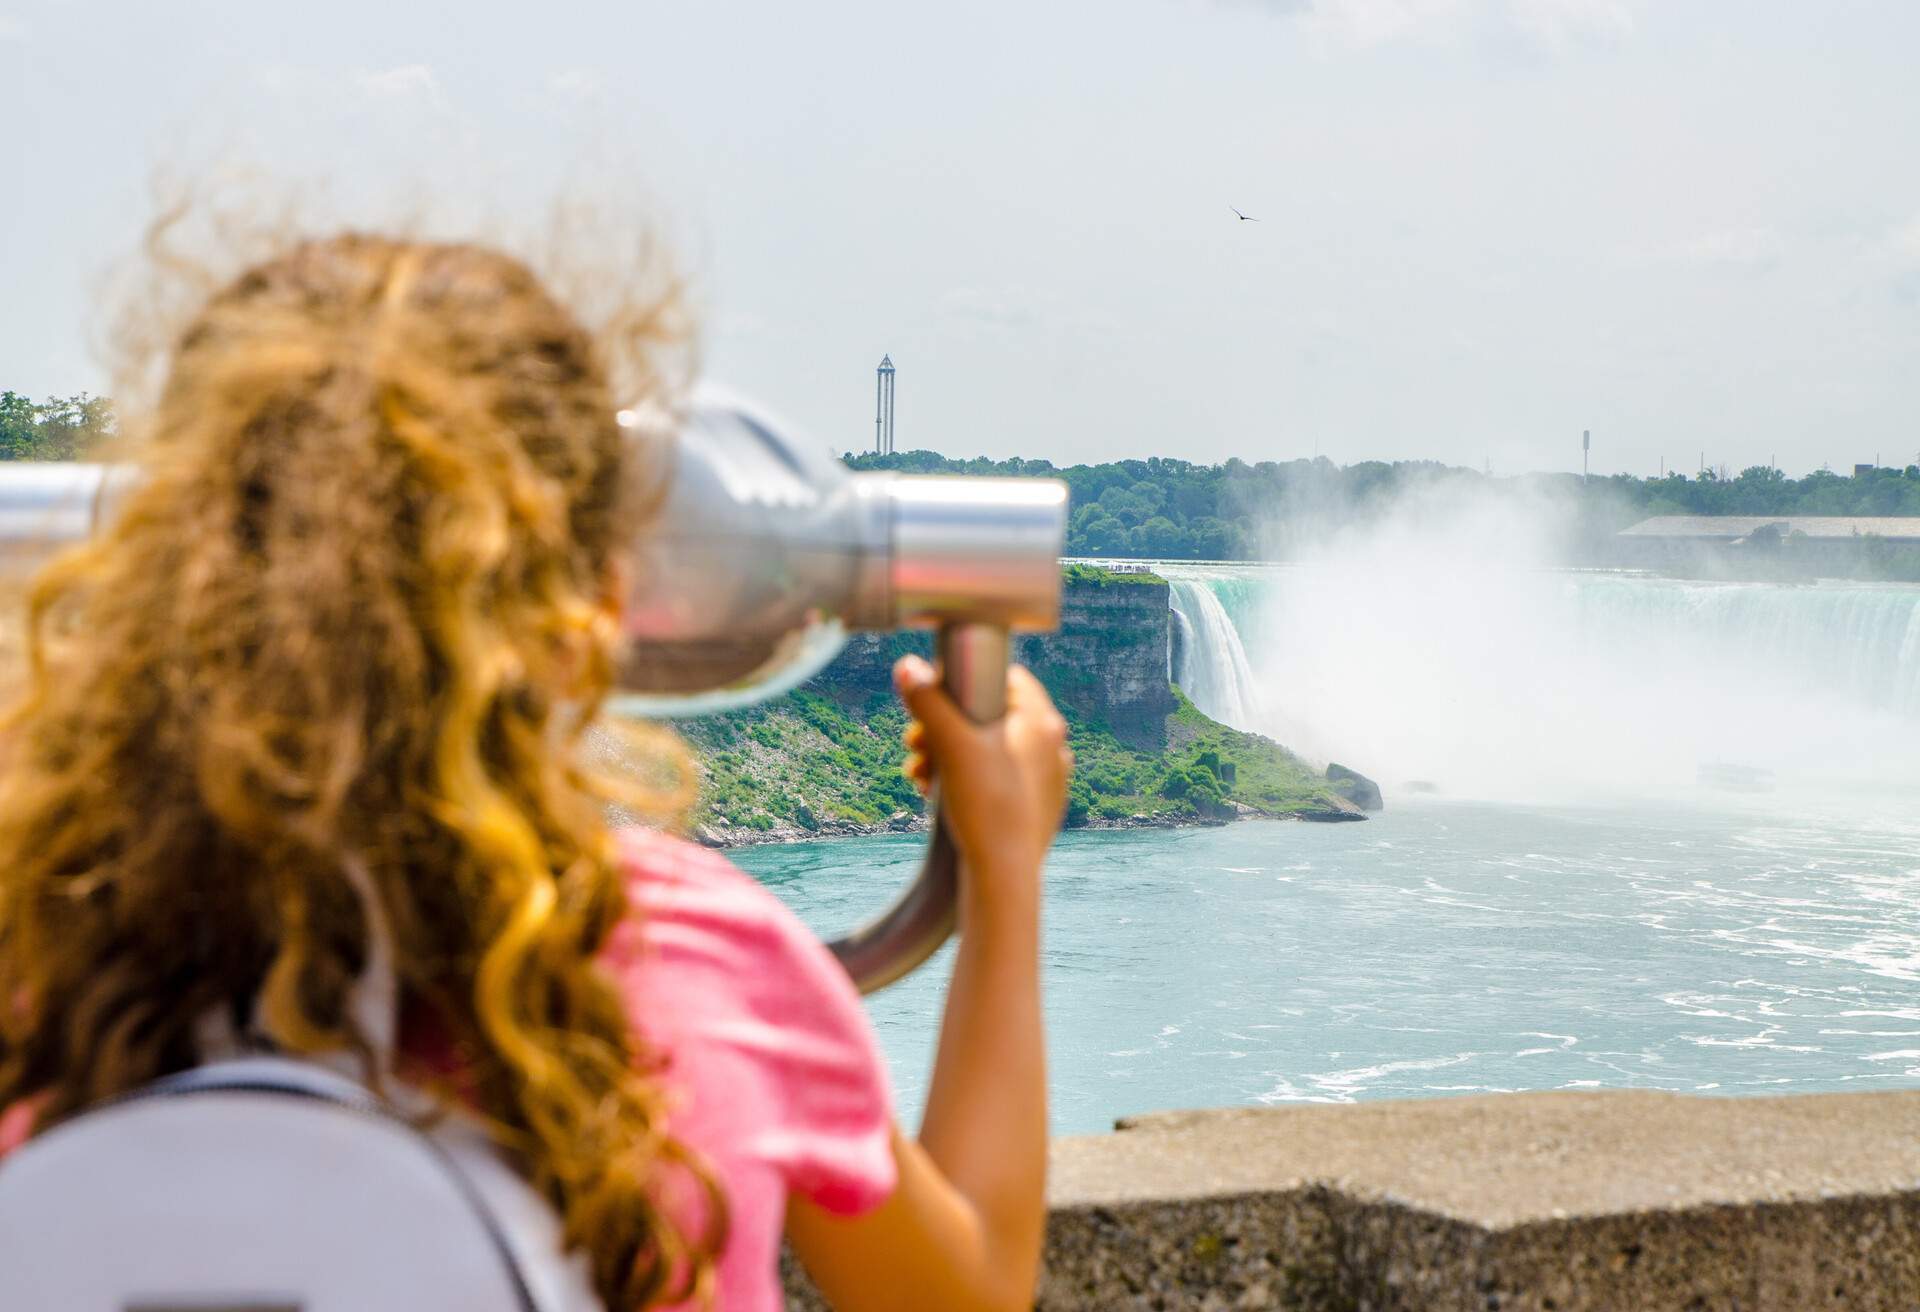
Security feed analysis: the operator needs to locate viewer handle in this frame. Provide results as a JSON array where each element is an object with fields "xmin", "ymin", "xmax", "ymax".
[{"xmin": 828, "ymin": 621, "xmax": 1009, "ymax": 994}]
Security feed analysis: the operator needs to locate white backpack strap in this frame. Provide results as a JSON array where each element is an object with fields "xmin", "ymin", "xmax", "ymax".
[
  {"xmin": 191, "ymin": 854, "xmax": 400, "ymax": 1078},
  {"xmin": 339, "ymin": 853, "xmax": 400, "ymax": 1076}
]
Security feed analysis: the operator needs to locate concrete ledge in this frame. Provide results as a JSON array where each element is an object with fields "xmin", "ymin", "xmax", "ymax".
[{"xmin": 785, "ymin": 1090, "xmax": 1920, "ymax": 1309}]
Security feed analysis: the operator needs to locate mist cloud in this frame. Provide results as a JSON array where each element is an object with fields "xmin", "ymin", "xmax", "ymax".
[{"xmin": 1222, "ymin": 484, "xmax": 1920, "ymax": 804}]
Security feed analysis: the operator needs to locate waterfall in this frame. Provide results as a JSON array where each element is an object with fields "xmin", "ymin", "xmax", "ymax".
[
  {"xmin": 1155, "ymin": 561, "xmax": 1920, "ymax": 800},
  {"xmin": 1164, "ymin": 574, "xmax": 1264, "ymax": 731},
  {"xmin": 1561, "ymin": 575, "xmax": 1920, "ymax": 718}
]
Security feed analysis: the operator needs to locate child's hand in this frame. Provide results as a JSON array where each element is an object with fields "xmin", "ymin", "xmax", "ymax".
[
  {"xmin": 895, "ymin": 655, "xmax": 1072, "ymax": 885},
  {"xmin": 797, "ymin": 655, "xmax": 1063, "ymax": 1312}
]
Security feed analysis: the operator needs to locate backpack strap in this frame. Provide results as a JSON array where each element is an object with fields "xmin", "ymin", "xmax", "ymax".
[
  {"xmin": 139, "ymin": 1058, "xmax": 544, "ymax": 1312},
  {"xmin": 338, "ymin": 854, "xmax": 400, "ymax": 1074},
  {"xmin": 193, "ymin": 855, "xmax": 400, "ymax": 1077}
]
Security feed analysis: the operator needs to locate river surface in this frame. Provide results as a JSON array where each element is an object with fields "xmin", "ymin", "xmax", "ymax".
[
  {"xmin": 738, "ymin": 564, "xmax": 1920, "ymax": 1136},
  {"xmin": 737, "ymin": 796, "xmax": 1920, "ymax": 1136}
]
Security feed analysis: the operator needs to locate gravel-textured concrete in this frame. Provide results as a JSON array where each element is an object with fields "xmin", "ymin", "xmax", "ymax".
[
  {"xmin": 1060, "ymin": 1090, "xmax": 1920, "ymax": 1223},
  {"xmin": 784, "ymin": 1089, "xmax": 1920, "ymax": 1309}
]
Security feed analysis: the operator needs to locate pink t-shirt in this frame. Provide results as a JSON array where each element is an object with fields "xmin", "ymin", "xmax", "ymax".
[
  {"xmin": 0, "ymin": 827, "xmax": 898, "ymax": 1310},
  {"xmin": 606, "ymin": 827, "xmax": 898, "ymax": 1307}
]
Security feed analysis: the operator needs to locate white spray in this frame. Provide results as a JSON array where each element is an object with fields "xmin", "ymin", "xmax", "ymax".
[{"xmin": 1163, "ymin": 486, "xmax": 1920, "ymax": 804}]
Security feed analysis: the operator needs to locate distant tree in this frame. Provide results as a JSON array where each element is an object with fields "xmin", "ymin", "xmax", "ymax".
[
  {"xmin": 32, "ymin": 393, "xmax": 115, "ymax": 459},
  {"xmin": 0, "ymin": 392, "xmax": 37, "ymax": 460},
  {"xmin": 1131, "ymin": 515, "xmax": 1186, "ymax": 558},
  {"xmin": 0, "ymin": 392, "xmax": 115, "ymax": 460},
  {"xmin": 1096, "ymin": 484, "xmax": 1154, "ymax": 522},
  {"xmin": 855, "ymin": 443, "xmax": 1920, "ymax": 560},
  {"xmin": 1186, "ymin": 516, "xmax": 1240, "ymax": 560}
]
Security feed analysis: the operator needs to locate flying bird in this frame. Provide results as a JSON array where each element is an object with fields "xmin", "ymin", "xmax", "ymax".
[{"xmin": 1230, "ymin": 206, "xmax": 1258, "ymax": 222}]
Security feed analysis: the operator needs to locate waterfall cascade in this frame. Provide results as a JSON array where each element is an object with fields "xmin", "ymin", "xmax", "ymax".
[
  {"xmin": 1157, "ymin": 562, "xmax": 1920, "ymax": 799},
  {"xmin": 1164, "ymin": 576, "xmax": 1263, "ymax": 731}
]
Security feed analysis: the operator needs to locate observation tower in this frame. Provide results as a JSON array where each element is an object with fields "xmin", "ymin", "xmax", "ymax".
[{"xmin": 874, "ymin": 355, "xmax": 895, "ymax": 454}]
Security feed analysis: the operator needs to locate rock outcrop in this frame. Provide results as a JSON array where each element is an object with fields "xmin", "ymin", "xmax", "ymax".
[
  {"xmin": 1297, "ymin": 793, "xmax": 1368, "ymax": 822},
  {"xmin": 1326, "ymin": 762, "xmax": 1383, "ymax": 811}
]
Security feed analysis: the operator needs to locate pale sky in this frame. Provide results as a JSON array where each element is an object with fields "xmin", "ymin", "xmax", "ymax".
[{"xmin": 3, "ymin": 0, "xmax": 1917, "ymax": 476}]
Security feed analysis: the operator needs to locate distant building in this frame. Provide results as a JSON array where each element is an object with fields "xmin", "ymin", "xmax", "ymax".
[
  {"xmin": 1615, "ymin": 515, "xmax": 1920, "ymax": 574},
  {"xmin": 1618, "ymin": 516, "xmax": 1920, "ymax": 545},
  {"xmin": 874, "ymin": 355, "xmax": 896, "ymax": 455}
]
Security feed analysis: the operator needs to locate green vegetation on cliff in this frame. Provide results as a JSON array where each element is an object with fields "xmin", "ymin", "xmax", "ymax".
[
  {"xmin": 671, "ymin": 682, "xmax": 1337, "ymax": 841},
  {"xmin": 1061, "ymin": 562, "xmax": 1166, "ymax": 588},
  {"xmin": 1067, "ymin": 689, "xmax": 1331, "ymax": 824},
  {"xmin": 673, "ymin": 689, "xmax": 918, "ymax": 834},
  {"xmin": 657, "ymin": 564, "xmax": 1346, "ymax": 842}
]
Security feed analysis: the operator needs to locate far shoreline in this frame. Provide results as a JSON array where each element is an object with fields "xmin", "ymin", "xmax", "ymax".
[{"xmin": 692, "ymin": 798, "xmax": 1365, "ymax": 851}]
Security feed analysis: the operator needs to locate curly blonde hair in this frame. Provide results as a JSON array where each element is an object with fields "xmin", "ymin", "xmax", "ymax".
[{"xmin": 0, "ymin": 232, "xmax": 724, "ymax": 1307}]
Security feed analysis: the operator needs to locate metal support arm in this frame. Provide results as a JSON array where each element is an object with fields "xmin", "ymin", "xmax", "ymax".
[{"xmin": 827, "ymin": 622, "xmax": 1010, "ymax": 994}]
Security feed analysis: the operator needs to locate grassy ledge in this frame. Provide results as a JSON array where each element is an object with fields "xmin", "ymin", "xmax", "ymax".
[
  {"xmin": 659, "ymin": 683, "xmax": 1355, "ymax": 847},
  {"xmin": 1062, "ymin": 562, "xmax": 1168, "ymax": 588}
]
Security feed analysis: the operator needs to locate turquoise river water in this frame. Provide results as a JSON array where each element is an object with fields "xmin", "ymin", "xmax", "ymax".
[{"xmin": 738, "ymin": 797, "xmax": 1920, "ymax": 1136}]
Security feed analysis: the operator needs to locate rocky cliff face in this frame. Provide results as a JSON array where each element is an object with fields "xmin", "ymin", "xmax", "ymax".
[
  {"xmin": 1017, "ymin": 575, "xmax": 1177, "ymax": 748},
  {"xmin": 815, "ymin": 573, "xmax": 1177, "ymax": 749}
]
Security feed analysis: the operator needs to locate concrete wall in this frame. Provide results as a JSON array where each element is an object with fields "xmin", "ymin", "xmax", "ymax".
[{"xmin": 784, "ymin": 1089, "xmax": 1920, "ymax": 1310}]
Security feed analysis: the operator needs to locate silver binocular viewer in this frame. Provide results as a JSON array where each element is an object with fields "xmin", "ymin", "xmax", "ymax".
[{"xmin": 0, "ymin": 388, "xmax": 1069, "ymax": 994}]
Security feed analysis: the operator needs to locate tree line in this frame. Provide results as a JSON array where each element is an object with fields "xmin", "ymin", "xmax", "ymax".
[
  {"xmin": 845, "ymin": 449, "xmax": 1920, "ymax": 561},
  {"xmin": 7, "ymin": 389, "xmax": 1916, "ymax": 559},
  {"xmin": 0, "ymin": 392, "xmax": 115, "ymax": 461}
]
